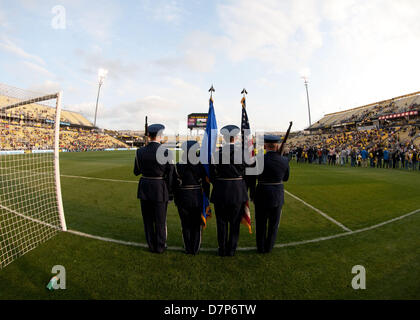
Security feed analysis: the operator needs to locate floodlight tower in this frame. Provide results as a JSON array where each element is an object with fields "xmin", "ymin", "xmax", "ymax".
[
  {"xmin": 302, "ymin": 76, "xmax": 312, "ymax": 128},
  {"xmin": 93, "ymin": 68, "xmax": 108, "ymax": 128}
]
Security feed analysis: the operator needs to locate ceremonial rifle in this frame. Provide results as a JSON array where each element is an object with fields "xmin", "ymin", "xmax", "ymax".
[
  {"xmin": 278, "ymin": 121, "xmax": 293, "ymax": 156},
  {"xmin": 144, "ymin": 116, "xmax": 148, "ymax": 146}
]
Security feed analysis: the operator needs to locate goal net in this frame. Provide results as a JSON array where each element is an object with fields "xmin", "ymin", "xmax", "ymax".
[{"xmin": 0, "ymin": 84, "xmax": 66, "ymax": 269}]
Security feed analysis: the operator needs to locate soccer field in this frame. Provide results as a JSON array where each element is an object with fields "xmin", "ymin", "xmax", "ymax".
[{"xmin": 0, "ymin": 150, "xmax": 419, "ymax": 299}]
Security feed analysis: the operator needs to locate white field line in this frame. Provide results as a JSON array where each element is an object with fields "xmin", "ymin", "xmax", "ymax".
[
  {"xmin": 62, "ymin": 175, "xmax": 351, "ymax": 232},
  {"xmin": 284, "ymin": 190, "xmax": 352, "ymax": 232},
  {"xmin": 61, "ymin": 174, "xmax": 138, "ymax": 184},
  {"xmin": 67, "ymin": 208, "xmax": 420, "ymax": 251},
  {"xmin": 60, "ymin": 174, "xmax": 420, "ymax": 251},
  {"xmin": 274, "ymin": 208, "xmax": 420, "ymax": 249},
  {"xmin": 0, "ymin": 204, "xmax": 60, "ymax": 230}
]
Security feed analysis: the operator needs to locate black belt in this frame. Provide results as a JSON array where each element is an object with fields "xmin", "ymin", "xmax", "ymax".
[
  {"xmin": 179, "ymin": 185, "xmax": 201, "ymax": 190},
  {"xmin": 142, "ymin": 176, "xmax": 164, "ymax": 180},
  {"xmin": 258, "ymin": 181, "xmax": 283, "ymax": 185},
  {"xmin": 216, "ymin": 177, "xmax": 243, "ymax": 181}
]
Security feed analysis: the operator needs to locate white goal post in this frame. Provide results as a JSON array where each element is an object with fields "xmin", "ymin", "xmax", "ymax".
[{"xmin": 0, "ymin": 85, "xmax": 66, "ymax": 269}]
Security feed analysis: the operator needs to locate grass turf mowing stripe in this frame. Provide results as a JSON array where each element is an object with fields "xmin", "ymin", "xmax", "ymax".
[
  {"xmin": 61, "ymin": 174, "xmax": 352, "ymax": 232},
  {"xmin": 66, "ymin": 208, "xmax": 420, "ymax": 251},
  {"xmin": 284, "ymin": 190, "xmax": 352, "ymax": 232}
]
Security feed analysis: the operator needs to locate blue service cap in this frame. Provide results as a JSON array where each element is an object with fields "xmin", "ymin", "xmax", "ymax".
[
  {"xmin": 147, "ymin": 124, "xmax": 165, "ymax": 135},
  {"xmin": 181, "ymin": 140, "xmax": 198, "ymax": 151},
  {"xmin": 220, "ymin": 125, "xmax": 240, "ymax": 137},
  {"xmin": 264, "ymin": 134, "xmax": 281, "ymax": 143}
]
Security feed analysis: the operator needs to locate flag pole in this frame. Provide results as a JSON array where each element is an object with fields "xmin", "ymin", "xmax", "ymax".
[
  {"xmin": 241, "ymin": 88, "xmax": 248, "ymax": 99},
  {"xmin": 209, "ymin": 84, "xmax": 215, "ymax": 99},
  {"xmin": 200, "ymin": 85, "xmax": 216, "ymax": 228}
]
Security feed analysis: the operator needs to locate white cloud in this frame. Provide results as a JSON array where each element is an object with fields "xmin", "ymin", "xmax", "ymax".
[
  {"xmin": 0, "ymin": 8, "xmax": 7, "ymax": 27},
  {"xmin": 322, "ymin": 0, "xmax": 420, "ymax": 56},
  {"xmin": 314, "ymin": 0, "xmax": 420, "ymax": 114},
  {"xmin": 0, "ymin": 36, "xmax": 45, "ymax": 66},
  {"xmin": 218, "ymin": 0, "xmax": 323, "ymax": 72},
  {"xmin": 75, "ymin": 48, "xmax": 141, "ymax": 80},
  {"xmin": 66, "ymin": 76, "xmax": 207, "ymax": 132},
  {"xmin": 66, "ymin": 1, "xmax": 122, "ymax": 43},
  {"xmin": 22, "ymin": 61, "xmax": 54, "ymax": 78},
  {"xmin": 99, "ymin": 95, "xmax": 181, "ymax": 132},
  {"xmin": 153, "ymin": 31, "xmax": 223, "ymax": 73},
  {"xmin": 144, "ymin": 0, "xmax": 185, "ymax": 24},
  {"xmin": 153, "ymin": 0, "xmax": 183, "ymax": 23},
  {"xmin": 28, "ymin": 80, "xmax": 62, "ymax": 94},
  {"xmin": 255, "ymin": 77, "xmax": 277, "ymax": 89},
  {"xmin": 181, "ymin": 31, "xmax": 223, "ymax": 73}
]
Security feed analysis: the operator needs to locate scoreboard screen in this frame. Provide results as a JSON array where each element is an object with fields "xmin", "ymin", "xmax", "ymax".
[{"xmin": 187, "ymin": 113, "xmax": 208, "ymax": 129}]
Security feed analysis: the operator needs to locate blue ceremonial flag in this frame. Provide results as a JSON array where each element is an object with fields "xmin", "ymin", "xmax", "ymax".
[
  {"xmin": 200, "ymin": 97, "xmax": 218, "ymax": 175},
  {"xmin": 199, "ymin": 97, "xmax": 217, "ymax": 226}
]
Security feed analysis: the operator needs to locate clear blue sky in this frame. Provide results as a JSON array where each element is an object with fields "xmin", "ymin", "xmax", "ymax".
[{"xmin": 1, "ymin": 0, "xmax": 419, "ymax": 134}]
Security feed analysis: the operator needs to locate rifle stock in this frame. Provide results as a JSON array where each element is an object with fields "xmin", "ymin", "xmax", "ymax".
[{"xmin": 278, "ymin": 121, "xmax": 293, "ymax": 156}]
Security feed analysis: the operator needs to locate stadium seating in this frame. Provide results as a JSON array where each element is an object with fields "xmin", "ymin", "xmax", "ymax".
[
  {"xmin": 0, "ymin": 87, "xmax": 128, "ymax": 151},
  {"xmin": 0, "ymin": 122, "xmax": 129, "ymax": 151},
  {"xmin": 288, "ymin": 126, "xmax": 418, "ymax": 151},
  {"xmin": 0, "ymin": 92, "xmax": 93, "ymax": 127},
  {"xmin": 310, "ymin": 91, "xmax": 420, "ymax": 131}
]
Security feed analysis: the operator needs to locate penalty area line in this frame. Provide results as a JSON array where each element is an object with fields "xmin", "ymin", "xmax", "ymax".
[
  {"xmin": 284, "ymin": 190, "xmax": 352, "ymax": 232},
  {"xmin": 275, "ymin": 208, "xmax": 420, "ymax": 249},
  {"xmin": 66, "ymin": 208, "xmax": 420, "ymax": 252},
  {"xmin": 61, "ymin": 175, "xmax": 137, "ymax": 184},
  {"xmin": 64, "ymin": 174, "xmax": 352, "ymax": 232}
]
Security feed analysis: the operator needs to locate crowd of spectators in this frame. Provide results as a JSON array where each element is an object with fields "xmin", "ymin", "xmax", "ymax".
[
  {"xmin": 289, "ymin": 126, "xmax": 420, "ymax": 171},
  {"xmin": 0, "ymin": 122, "xmax": 129, "ymax": 151},
  {"xmin": 3, "ymin": 104, "xmax": 69, "ymax": 124}
]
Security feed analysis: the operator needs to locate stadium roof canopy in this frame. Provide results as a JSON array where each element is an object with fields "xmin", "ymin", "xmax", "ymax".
[{"xmin": 309, "ymin": 90, "xmax": 420, "ymax": 130}]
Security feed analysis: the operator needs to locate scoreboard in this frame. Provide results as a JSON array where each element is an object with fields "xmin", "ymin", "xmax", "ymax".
[{"xmin": 187, "ymin": 113, "xmax": 208, "ymax": 129}]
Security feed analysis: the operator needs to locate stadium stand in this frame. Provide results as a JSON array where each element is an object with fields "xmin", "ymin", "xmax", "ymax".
[
  {"xmin": 0, "ymin": 121, "xmax": 129, "ymax": 151},
  {"xmin": 309, "ymin": 91, "xmax": 420, "ymax": 132},
  {"xmin": 0, "ymin": 83, "xmax": 129, "ymax": 151},
  {"xmin": 288, "ymin": 90, "xmax": 420, "ymax": 170}
]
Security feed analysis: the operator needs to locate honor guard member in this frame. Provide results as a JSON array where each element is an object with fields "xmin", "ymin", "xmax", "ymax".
[
  {"xmin": 134, "ymin": 124, "xmax": 174, "ymax": 253},
  {"xmin": 253, "ymin": 135, "xmax": 289, "ymax": 253},
  {"xmin": 172, "ymin": 140, "xmax": 210, "ymax": 255},
  {"xmin": 210, "ymin": 125, "xmax": 249, "ymax": 257}
]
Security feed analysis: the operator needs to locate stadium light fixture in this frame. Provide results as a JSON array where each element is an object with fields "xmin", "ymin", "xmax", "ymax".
[
  {"xmin": 94, "ymin": 68, "xmax": 108, "ymax": 128},
  {"xmin": 302, "ymin": 76, "xmax": 312, "ymax": 128},
  {"xmin": 98, "ymin": 68, "xmax": 108, "ymax": 85}
]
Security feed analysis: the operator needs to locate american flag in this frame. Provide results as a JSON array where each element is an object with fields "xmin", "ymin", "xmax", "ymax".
[
  {"xmin": 241, "ymin": 95, "xmax": 253, "ymax": 234},
  {"xmin": 241, "ymin": 96, "xmax": 254, "ymax": 160}
]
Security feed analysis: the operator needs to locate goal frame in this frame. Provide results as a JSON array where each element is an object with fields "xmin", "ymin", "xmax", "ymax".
[
  {"xmin": 4, "ymin": 91, "xmax": 68, "ymax": 231},
  {"xmin": 53, "ymin": 91, "xmax": 67, "ymax": 231}
]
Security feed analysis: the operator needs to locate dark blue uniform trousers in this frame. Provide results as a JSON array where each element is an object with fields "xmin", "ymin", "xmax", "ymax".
[
  {"xmin": 140, "ymin": 200, "xmax": 168, "ymax": 253},
  {"xmin": 178, "ymin": 206, "xmax": 202, "ymax": 255},
  {"xmin": 214, "ymin": 202, "xmax": 245, "ymax": 256},
  {"xmin": 255, "ymin": 205, "xmax": 282, "ymax": 253}
]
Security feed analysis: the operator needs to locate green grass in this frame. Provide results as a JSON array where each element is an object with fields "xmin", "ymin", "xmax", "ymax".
[{"xmin": 0, "ymin": 151, "xmax": 419, "ymax": 299}]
